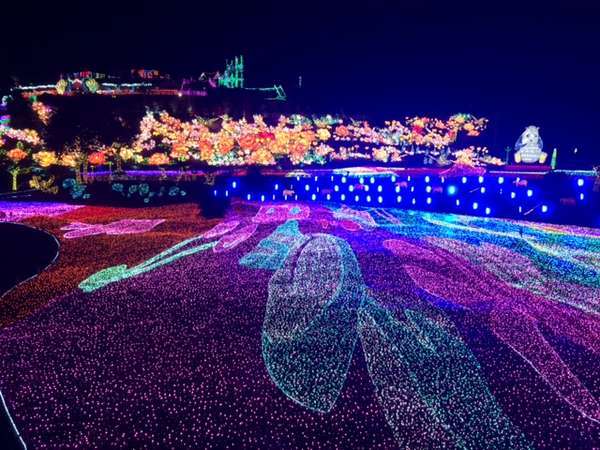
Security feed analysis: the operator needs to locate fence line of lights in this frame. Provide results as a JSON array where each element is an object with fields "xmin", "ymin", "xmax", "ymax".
[{"xmin": 211, "ymin": 173, "xmax": 594, "ymax": 221}]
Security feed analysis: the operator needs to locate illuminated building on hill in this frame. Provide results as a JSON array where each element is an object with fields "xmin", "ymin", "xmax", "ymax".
[{"xmin": 10, "ymin": 56, "xmax": 286, "ymax": 101}]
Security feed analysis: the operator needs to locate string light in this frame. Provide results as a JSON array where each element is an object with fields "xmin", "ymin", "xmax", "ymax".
[{"xmin": 0, "ymin": 200, "xmax": 598, "ymax": 449}]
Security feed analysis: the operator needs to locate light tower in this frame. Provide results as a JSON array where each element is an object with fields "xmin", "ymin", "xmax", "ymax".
[
  {"xmin": 218, "ymin": 55, "xmax": 244, "ymax": 89},
  {"xmin": 235, "ymin": 55, "xmax": 244, "ymax": 88}
]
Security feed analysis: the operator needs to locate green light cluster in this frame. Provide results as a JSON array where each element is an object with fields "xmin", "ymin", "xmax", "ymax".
[
  {"xmin": 359, "ymin": 299, "xmax": 530, "ymax": 449},
  {"xmin": 80, "ymin": 237, "xmax": 216, "ymax": 292},
  {"xmin": 262, "ymin": 234, "xmax": 366, "ymax": 412}
]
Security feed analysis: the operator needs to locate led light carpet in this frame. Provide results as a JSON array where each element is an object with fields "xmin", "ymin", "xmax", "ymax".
[{"xmin": 0, "ymin": 201, "xmax": 598, "ymax": 449}]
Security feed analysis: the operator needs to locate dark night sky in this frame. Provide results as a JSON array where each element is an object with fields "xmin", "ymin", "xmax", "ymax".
[{"xmin": 2, "ymin": 0, "xmax": 600, "ymax": 165}]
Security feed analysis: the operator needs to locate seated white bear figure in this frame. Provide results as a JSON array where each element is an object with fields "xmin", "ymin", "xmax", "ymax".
[{"xmin": 514, "ymin": 126, "xmax": 548, "ymax": 164}]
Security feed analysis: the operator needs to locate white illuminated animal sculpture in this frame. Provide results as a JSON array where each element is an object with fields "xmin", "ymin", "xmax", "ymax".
[{"xmin": 514, "ymin": 126, "xmax": 548, "ymax": 164}]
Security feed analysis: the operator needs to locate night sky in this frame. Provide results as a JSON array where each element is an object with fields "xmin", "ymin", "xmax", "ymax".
[{"xmin": 2, "ymin": 1, "xmax": 600, "ymax": 165}]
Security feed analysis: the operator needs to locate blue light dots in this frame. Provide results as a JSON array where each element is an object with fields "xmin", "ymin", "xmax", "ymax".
[
  {"xmin": 478, "ymin": 176, "xmax": 484, "ymax": 183},
  {"xmin": 223, "ymin": 171, "xmax": 583, "ymax": 226},
  {"xmin": 341, "ymin": 194, "xmax": 346, "ymax": 201},
  {"xmin": 425, "ymin": 176, "xmax": 430, "ymax": 183},
  {"xmin": 341, "ymin": 176, "xmax": 347, "ymax": 183}
]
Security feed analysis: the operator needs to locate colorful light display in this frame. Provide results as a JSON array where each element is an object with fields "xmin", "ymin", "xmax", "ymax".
[
  {"xmin": 60, "ymin": 219, "xmax": 165, "ymax": 239},
  {"xmin": 263, "ymin": 233, "xmax": 366, "ymax": 413},
  {"xmin": 218, "ymin": 55, "xmax": 245, "ymax": 89},
  {"xmin": 358, "ymin": 301, "xmax": 530, "ymax": 449},
  {"xmin": 0, "ymin": 125, "xmax": 42, "ymax": 146},
  {"xmin": 0, "ymin": 201, "xmax": 83, "ymax": 222},
  {"xmin": 31, "ymin": 101, "xmax": 54, "ymax": 125},
  {"xmin": 215, "ymin": 170, "xmax": 598, "ymax": 225},
  {"xmin": 128, "ymin": 111, "xmax": 492, "ymax": 167},
  {"xmin": 514, "ymin": 126, "xmax": 547, "ymax": 164},
  {"xmin": 240, "ymin": 220, "xmax": 309, "ymax": 270},
  {"xmin": 32, "ymin": 150, "xmax": 58, "ymax": 168},
  {"xmin": 0, "ymin": 200, "xmax": 598, "ymax": 448}
]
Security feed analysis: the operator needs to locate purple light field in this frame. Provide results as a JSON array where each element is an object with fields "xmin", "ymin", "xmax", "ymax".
[{"xmin": 0, "ymin": 200, "xmax": 598, "ymax": 449}]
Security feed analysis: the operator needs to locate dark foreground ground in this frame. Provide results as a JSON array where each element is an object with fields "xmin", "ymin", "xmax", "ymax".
[{"xmin": 0, "ymin": 222, "xmax": 58, "ymax": 450}]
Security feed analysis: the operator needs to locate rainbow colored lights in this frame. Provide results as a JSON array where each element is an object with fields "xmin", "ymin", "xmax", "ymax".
[{"xmin": 0, "ymin": 200, "xmax": 598, "ymax": 448}]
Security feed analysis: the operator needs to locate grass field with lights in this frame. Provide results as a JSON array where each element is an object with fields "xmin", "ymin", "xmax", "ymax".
[{"xmin": 0, "ymin": 200, "xmax": 598, "ymax": 449}]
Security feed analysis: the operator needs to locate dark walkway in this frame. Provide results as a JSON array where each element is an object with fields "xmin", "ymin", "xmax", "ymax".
[{"xmin": 0, "ymin": 222, "xmax": 59, "ymax": 450}]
